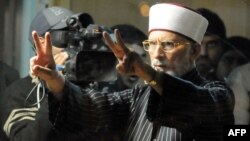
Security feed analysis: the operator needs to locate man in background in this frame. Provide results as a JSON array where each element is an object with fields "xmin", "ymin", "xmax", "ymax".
[{"xmin": 196, "ymin": 8, "xmax": 229, "ymax": 80}]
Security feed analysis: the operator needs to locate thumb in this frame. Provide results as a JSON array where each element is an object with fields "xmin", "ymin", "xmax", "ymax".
[
  {"xmin": 32, "ymin": 65, "xmax": 58, "ymax": 81},
  {"xmin": 33, "ymin": 65, "xmax": 65, "ymax": 97}
]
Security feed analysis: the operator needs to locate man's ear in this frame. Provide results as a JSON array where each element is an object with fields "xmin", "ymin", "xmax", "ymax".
[{"xmin": 190, "ymin": 43, "xmax": 201, "ymax": 60}]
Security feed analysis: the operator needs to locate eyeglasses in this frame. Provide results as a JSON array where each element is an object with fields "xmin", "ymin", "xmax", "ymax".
[{"xmin": 142, "ymin": 40, "xmax": 190, "ymax": 52}]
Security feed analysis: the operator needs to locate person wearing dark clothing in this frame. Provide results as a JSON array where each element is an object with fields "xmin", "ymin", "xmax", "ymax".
[
  {"xmin": 0, "ymin": 6, "xmax": 96, "ymax": 141},
  {"xmin": 0, "ymin": 77, "xmax": 105, "ymax": 141},
  {"xmin": 0, "ymin": 61, "xmax": 19, "ymax": 95},
  {"xmin": 196, "ymin": 8, "xmax": 229, "ymax": 80},
  {"xmin": 0, "ymin": 61, "xmax": 20, "ymax": 141},
  {"xmin": 48, "ymin": 68, "xmax": 234, "ymax": 141},
  {"xmin": 0, "ymin": 76, "xmax": 53, "ymax": 141},
  {"xmin": 30, "ymin": 3, "xmax": 234, "ymax": 141}
]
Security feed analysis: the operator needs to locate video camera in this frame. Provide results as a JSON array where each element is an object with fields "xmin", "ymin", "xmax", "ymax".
[{"xmin": 50, "ymin": 14, "xmax": 117, "ymax": 83}]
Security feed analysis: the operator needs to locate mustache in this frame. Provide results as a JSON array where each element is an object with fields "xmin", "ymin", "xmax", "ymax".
[{"xmin": 151, "ymin": 59, "xmax": 168, "ymax": 66}]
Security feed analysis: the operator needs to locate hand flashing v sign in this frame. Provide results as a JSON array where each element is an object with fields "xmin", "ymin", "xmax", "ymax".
[
  {"xmin": 30, "ymin": 31, "xmax": 64, "ymax": 97},
  {"xmin": 103, "ymin": 29, "xmax": 146, "ymax": 77}
]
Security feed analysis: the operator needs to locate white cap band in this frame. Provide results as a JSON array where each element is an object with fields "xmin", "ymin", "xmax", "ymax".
[{"xmin": 149, "ymin": 3, "xmax": 208, "ymax": 44}]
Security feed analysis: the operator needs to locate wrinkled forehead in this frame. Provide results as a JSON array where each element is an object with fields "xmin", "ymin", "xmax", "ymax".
[{"xmin": 148, "ymin": 30, "xmax": 191, "ymax": 42}]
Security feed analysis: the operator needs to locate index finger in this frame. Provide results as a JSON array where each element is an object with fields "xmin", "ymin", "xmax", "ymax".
[
  {"xmin": 103, "ymin": 31, "xmax": 117, "ymax": 53},
  {"xmin": 32, "ymin": 31, "xmax": 42, "ymax": 54},
  {"xmin": 44, "ymin": 32, "xmax": 53, "ymax": 55},
  {"xmin": 114, "ymin": 29, "xmax": 130, "ymax": 54}
]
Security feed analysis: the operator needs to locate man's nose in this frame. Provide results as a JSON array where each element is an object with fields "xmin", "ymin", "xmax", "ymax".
[
  {"xmin": 200, "ymin": 45, "xmax": 207, "ymax": 56},
  {"xmin": 153, "ymin": 45, "xmax": 165, "ymax": 58}
]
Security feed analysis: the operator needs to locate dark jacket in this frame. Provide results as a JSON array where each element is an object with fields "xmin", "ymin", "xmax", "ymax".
[
  {"xmin": 0, "ymin": 61, "xmax": 19, "ymax": 95},
  {"xmin": 0, "ymin": 76, "xmax": 55, "ymax": 141},
  {"xmin": 0, "ymin": 62, "xmax": 20, "ymax": 141},
  {"xmin": 0, "ymin": 76, "xmax": 120, "ymax": 141},
  {"xmin": 49, "ymin": 69, "xmax": 235, "ymax": 141}
]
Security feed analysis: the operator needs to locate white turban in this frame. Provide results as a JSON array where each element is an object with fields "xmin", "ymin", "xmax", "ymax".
[{"xmin": 149, "ymin": 3, "xmax": 208, "ymax": 44}]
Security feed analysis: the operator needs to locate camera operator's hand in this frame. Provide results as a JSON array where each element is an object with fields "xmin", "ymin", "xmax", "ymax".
[
  {"xmin": 103, "ymin": 29, "xmax": 162, "ymax": 94},
  {"xmin": 30, "ymin": 31, "xmax": 65, "ymax": 99}
]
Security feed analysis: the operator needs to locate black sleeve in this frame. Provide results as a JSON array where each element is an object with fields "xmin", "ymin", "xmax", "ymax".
[
  {"xmin": 0, "ymin": 77, "xmax": 52, "ymax": 141},
  {"xmin": 48, "ymin": 80, "xmax": 137, "ymax": 133},
  {"xmin": 5, "ymin": 67, "xmax": 20, "ymax": 87},
  {"xmin": 147, "ymin": 73, "xmax": 234, "ymax": 140}
]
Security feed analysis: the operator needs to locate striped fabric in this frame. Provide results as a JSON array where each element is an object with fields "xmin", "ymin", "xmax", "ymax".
[
  {"xmin": 123, "ymin": 87, "xmax": 184, "ymax": 141},
  {"xmin": 3, "ymin": 107, "xmax": 38, "ymax": 137},
  {"xmin": 49, "ymin": 69, "xmax": 234, "ymax": 141}
]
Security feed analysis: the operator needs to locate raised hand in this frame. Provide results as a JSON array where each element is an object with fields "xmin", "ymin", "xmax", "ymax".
[
  {"xmin": 103, "ymin": 29, "xmax": 162, "ymax": 94},
  {"xmin": 102, "ymin": 29, "xmax": 145, "ymax": 76},
  {"xmin": 30, "ymin": 31, "xmax": 65, "ymax": 96},
  {"xmin": 32, "ymin": 31, "xmax": 55, "ymax": 70}
]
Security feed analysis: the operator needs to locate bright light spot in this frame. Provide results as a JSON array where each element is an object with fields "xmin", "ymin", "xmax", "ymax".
[{"xmin": 139, "ymin": 1, "xmax": 150, "ymax": 17}]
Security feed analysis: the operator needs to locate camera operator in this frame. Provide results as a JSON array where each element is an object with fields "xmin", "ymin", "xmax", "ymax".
[
  {"xmin": 31, "ymin": 3, "xmax": 234, "ymax": 141},
  {"xmin": 0, "ymin": 6, "xmax": 98, "ymax": 141}
]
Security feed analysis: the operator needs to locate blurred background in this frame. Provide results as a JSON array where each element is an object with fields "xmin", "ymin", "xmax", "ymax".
[{"xmin": 0, "ymin": 0, "xmax": 249, "ymax": 77}]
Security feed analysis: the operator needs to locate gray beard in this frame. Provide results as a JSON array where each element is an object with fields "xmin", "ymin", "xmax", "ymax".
[{"xmin": 151, "ymin": 60, "xmax": 194, "ymax": 77}]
